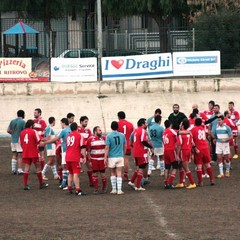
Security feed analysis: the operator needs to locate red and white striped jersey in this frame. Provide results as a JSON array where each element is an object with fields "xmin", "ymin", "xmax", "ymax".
[{"xmin": 87, "ymin": 136, "xmax": 106, "ymax": 161}]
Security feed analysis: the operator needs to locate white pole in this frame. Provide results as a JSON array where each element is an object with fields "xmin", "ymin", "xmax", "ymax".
[
  {"xmin": 97, "ymin": 0, "xmax": 102, "ymax": 80},
  {"xmin": 192, "ymin": 28, "xmax": 195, "ymax": 51}
]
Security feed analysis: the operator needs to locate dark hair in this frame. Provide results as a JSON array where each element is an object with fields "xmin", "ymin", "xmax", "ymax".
[
  {"xmin": 173, "ymin": 104, "xmax": 179, "ymax": 108},
  {"xmin": 111, "ymin": 121, "xmax": 118, "ymax": 130},
  {"xmin": 182, "ymin": 118, "xmax": 190, "ymax": 130},
  {"xmin": 67, "ymin": 113, "xmax": 75, "ymax": 119},
  {"xmin": 154, "ymin": 115, "xmax": 162, "ymax": 123},
  {"xmin": 214, "ymin": 104, "xmax": 220, "ymax": 109},
  {"xmin": 209, "ymin": 100, "xmax": 215, "ymax": 106},
  {"xmin": 25, "ymin": 119, "xmax": 34, "ymax": 128},
  {"xmin": 93, "ymin": 126, "xmax": 100, "ymax": 134},
  {"xmin": 70, "ymin": 122, "xmax": 78, "ymax": 131},
  {"xmin": 17, "ymin": 110, "xmax": 25, "ymax": 118},
  {"xmin": 218, "ymin": 115, "xmax": 224, "ymax": 120},
  {"xmin": 117, "ymin": 111, "xmax": 126, "ymax": 120},
  {"xmin": 34, "ymin": 108, "xmax": 42, "ymax": 114},
  {"xmin": 154, "ymin": 108, "xmax": 162, "ymax": 115},
  {"xmin": 195, "ymin": 118, "xmax": 202, "ymax": 126},
  {"xmin": 48, "ymin": 117, "xmax": 55, "ymax": 124},
  {"xmin": 80, "ymin": 116, "xmax": 88, "ymax": 122},
  {"xmin": 61, "ymin": 118, "xmax": 69, "ymax": 126},
  {"xmin": 137, "ymin": 118, "xmax": 146, "ymax": 127},
  {"xmin": 164, "ymin": 120, "xmax": 171, "ymax": 128},
  {"xmin": 224, "ymin": 110, "xmax": 229, "ymax": 117},
  {"xmin": 228, "ymin": 101, "xmax": 234, "ymax": 106}
]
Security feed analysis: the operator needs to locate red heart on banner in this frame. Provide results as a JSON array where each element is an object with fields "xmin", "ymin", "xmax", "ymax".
[{"xmin": 111, "ymin": 60, "xmax": 124, "ymax": 69}]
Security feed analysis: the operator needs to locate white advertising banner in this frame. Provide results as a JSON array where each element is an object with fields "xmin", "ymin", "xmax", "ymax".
[
  {"xmin": 51, "ymin": 58, "xmax": 97, "ymax": 82},
  {"xmin": 173, "ymin": 51, "xmax": 221, "ymax": 76},
  {"xmin": 101, "ymin": 53, "xmax": 173, "ymax": 80},
  {"xmin": 0, "ymin": 58, "xmax": 32, "ymax": 81}
]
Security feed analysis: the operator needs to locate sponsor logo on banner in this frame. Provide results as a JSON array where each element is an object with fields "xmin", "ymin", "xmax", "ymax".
[
  {"xmin": 102, "ymin": 53, "xmax": 173, "ymax": 80},
  {"xmin": 173, "ymin": 51, "xmax": 221, "ymax": 76},
  {"xmin": 0, "ymin": 58, "xmax": 49, "ymax": 82},
  {"xmin": 51, "ymin": 58, "xmax": 97, "ymax": 82}
]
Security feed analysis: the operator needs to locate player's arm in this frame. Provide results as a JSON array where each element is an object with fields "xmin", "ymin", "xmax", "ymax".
[
  {"xmin": 7, "ymin": 122, "xmax": 12, "ymax": 134},
  {"xmin": 104, "ymin": 145, "xmax": 110, "ymax": 165},
  {"xmin": 41, "ymin": 135, "xmax": 60, "ymax": 145},
  {"xmin": 205, "ymin": 115, "xmax": 218, "ymax": 125}
]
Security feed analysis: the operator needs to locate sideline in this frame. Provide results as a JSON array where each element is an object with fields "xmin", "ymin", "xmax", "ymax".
[{"xmin": 143, "ymin": 194, "xmax": 180, "ymax": 240}]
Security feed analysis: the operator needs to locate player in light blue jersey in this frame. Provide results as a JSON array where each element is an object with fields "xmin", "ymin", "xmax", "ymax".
[
  {"xmin": 212, "ymin": 115, "xmax": 233, "ymax": 178},
  {"xmin": 148, "ymin": 115, "xmax": 165, "ymax": 176},
  {"xmin": 7, "ymin": 110, "xmax": 25, "ymax": 175},
  {"xmin": 41, "ymin": 118, "xmax": 71, "ymax": 189},
  {"xmin": 42, "ymin": 117, "xmax": 59, "ymax": 181},
  {"xmin": 147, "ymin": 108, "xmax": 162, "ymax": 129},
  {"xmin": 104, "ymin": 121, "xmax": 126, "ymax": 195}
]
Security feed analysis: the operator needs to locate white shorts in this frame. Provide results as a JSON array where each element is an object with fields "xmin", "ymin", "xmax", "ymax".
[
  {"xmin": 61, "ymin": 152, "xmax": 66, "ymax": 165},
  {"xmin": 108, "ymin": 157, "xmax": 124, "ymax": 168},
  {"xmin": 46, "ymin": 149, "xmax": 56, "ymax": 157},
  {"xmin": 216, "ymin": 142, "xmax": 230, "ymax": 155},
  {"xmin": 11, "ymin": 143, "xmax": 22, "ymax": 153},
  {"xmin": 154, "ymin": 147, "xmax": 164, "ymax": 156}
]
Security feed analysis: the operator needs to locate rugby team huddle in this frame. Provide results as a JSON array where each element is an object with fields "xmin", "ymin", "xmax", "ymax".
[{"xmin": 7, "ymin": 100, "xmax": 239, "ymax": 195}]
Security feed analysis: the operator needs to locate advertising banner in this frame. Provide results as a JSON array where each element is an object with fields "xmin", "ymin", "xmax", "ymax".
[
  {"xmin": 173, "ymin": 51, "xmax": 221, "ymax": 76},
  {"xmin": 0, "ymin": 58, "xmax": 49, "ymax": 82},
  {"xmin": 51, "ymin": 58, "xmax": 97, "ymax": 82},
  {"xmin": 101, "ymin": 53, "xmax": 173, "ymax": 80}
]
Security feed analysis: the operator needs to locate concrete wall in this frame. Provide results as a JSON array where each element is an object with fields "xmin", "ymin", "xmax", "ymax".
[{"xmin": 1, "ymin": 77, "xmax": 240, "ymax": 135}]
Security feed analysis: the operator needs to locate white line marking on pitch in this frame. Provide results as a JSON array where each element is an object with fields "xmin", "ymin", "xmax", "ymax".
[{"xmin": 143, "ymin": 194, "xmax": 180, "ymax": 240}]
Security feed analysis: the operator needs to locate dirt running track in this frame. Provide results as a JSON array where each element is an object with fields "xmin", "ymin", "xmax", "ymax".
[{"xmin": 0, "ymin": 137, "xmax": 240, "ymax": 240}]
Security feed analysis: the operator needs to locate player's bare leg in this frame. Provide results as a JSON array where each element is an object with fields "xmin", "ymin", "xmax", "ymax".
[
  {"xmin": 123, "ymin": 155, "xmax": 129, "ymax": 181},
  {"xmin": 182, "ymin": 161, "xmax": 196, "ymax": 189},
  {"xmin": 86, "ymin": 161, "xmax": 94, "ymax": 187}
]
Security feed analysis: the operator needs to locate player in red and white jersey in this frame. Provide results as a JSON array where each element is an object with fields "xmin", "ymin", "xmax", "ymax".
[
  {"xmin": 19, "ymin": 119, "xmax": 48, "ymax": 190},
  {"xmin": 87, "ymin": 126, "xmax": 107, "ymax": 194},
  {"xmin": 77, "ymin": 116, "xmax": 93, "ymax": 186},
  {"xmin": 176, "ymin": 118, "xmax": 196, "ymax": 189},
  {"xmin": 192, "ymin": 104, "xmax": 208, "ymax": 123},
  {"xmin": 191, "ymin": 118, "xmax": 215, "ymax": 186},
  {"xmin": 128, "ymin": 118, "xmax": 153, "ymax": 191},
  {"xmin": 33, "ymin": 108, "xmax": 47, "ymax": 171},
  {"xmin": 117, "ymin": 111, "xmax": 134, "ymax": 181},
  {"xmin": 203, "ymin": 100, "xmax": 215, "ymax": 135},
  {"xmin": 65, "ymin": 122, "xmax": 86, "ymax": 196},
  {"xmin": 162, "ymin": 120, "xmax": 178, "ymax": 189},
  {"xmin": 228, "ymin": 101, "xmax": 239, "ymax": 158}
]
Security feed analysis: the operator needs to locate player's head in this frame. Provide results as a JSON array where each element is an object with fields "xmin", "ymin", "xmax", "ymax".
[
  {"xmin": 228, "ymin": 101, "xmax": 234, "ymax": 110},
  {"xmin": 34, "ymin": 108, "xmax": 42, "ymax": 118},
  {"xmin": 25, "ymin": 119, "xmax": 34, "ymax": 129},
  {"xmin": 67, "ymin": 113, "xmax": 75, "ymax": 124},
  {"xmin": 48, "ymin": 117, "xmax": 55, "ymax": 125},
  {"xmin": 208, "ymin": 100, "xmax": 215, "ymax": 110},
  {"xmin": 213, "ymin": 104, "xmax": 220, "ymax": 114},
  {"xmin": 70, "ymin": 122, "xmax": 78, "ymax": 131},
  {"xmin": 173, "ymin": 104, "xmax": 179, "ymax": 114},
  {"xmin": 17, "ymin": 110, "xmax": 25, "ymax": 118},
  {"xmin": 192, "ymin": 104, "xmax": 198, "ymax": 110},
  {"xmin": 93, "ymin": 126, "xmax": 102, "ymax": 137},
  {"xmin": 61, "ymin": 118, "xmax": 69, "ymax": 128},
  {"xmin": 111, "ymin": 121, "xmax": 119, "ymax": 131},
  {"xmin": 181, "ymin": 118, "xmax": 190, "ymax": 130},
  {"xmin": 154, "ymin": 108, "xmax": 162, "ymax": 116},
  {"xmin": 164, "ymin": 120, "xmax": 172, "ymax": 128},
  {"xmin": 195, "ymin": 118, "xmax": 202, "ymax": 126},
  {"xmin": 154, "ymin": 115, "xmax": 162, "ymax": 124},
  {"xmin": 224, "ymin": 110, "xmax": 230, "ymax": 117},
  {"xmin": 80, "ymin": 116, "xmax": 89, "ymax": 128},
  {"xmin": 117, "ymin": 111, "xmax": 126, "ymax": 120},
  {"xmin": 137, "ymin": 118, "xmax": 147, "ymax": 129},
  {"xmin": 192, "ymin": 108, "xmax": 199, "ymax": 115},
  {"xmin": 217, "ymin": 115, "xmax": 224, "ymax": 125}
]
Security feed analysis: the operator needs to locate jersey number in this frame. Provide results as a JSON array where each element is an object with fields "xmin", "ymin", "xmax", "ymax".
[
  {"xmin": 114, "ymin": 136, "xmax": 120, "ymax": 145},
  {"xmin": 24, "ymin": 134, "xmax": 29, "ymax": 144},
  {"xmin": 163, "ymin": 134, "xmax": 169, "ymax": 144},
  {"xmin": 123, "ymin": 125, "xmax": 126, "ymax": 135},
  {"xmin": 67, "ymin": 136, "xmax": 75, "ymax": 146},
  {"xmin": 150, "ymin": 129, "xmax": 157, "ymax": 138},
  {"xmin": 198, "ymin": 130, "xmax": 206, "ymax": 140}
]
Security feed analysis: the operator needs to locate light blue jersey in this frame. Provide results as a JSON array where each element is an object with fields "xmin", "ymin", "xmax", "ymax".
[
  {"xmin": 212, "ymin": 124, "xmax": 232, "ymax": 143},
  {"xmin": 209, "ymin": 113, "xmax": 221, "ymax": 132},
  {"xmin": 44, "ymin": 125, "xmax": 55, "ymax": 150},
  {"xmin": 149, "ymin": 124, "xmax": 164, "ymax": 148},
  {"xmin": 147, "ymin": 116, "xmax": 156, "ymax": 129},
  {"xmin": 106, "ymin": 131, "xmax": 126, "ymax": 158},
  {"xmin": 8, "ymin": 118, "xmax": 25, "ymax": 143},
  {"xmin": 58, "ymin": 127, "xmax": 71, "ymax": 152}
]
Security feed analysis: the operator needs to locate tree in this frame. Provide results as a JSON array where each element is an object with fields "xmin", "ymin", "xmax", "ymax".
[
  {"xmin": 102, "ymin": 0, "xmax": 190, "ymax": 53},
  {"xmin": 0, "ymin": 0, "xmax": 84, "ymax": 56}
]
